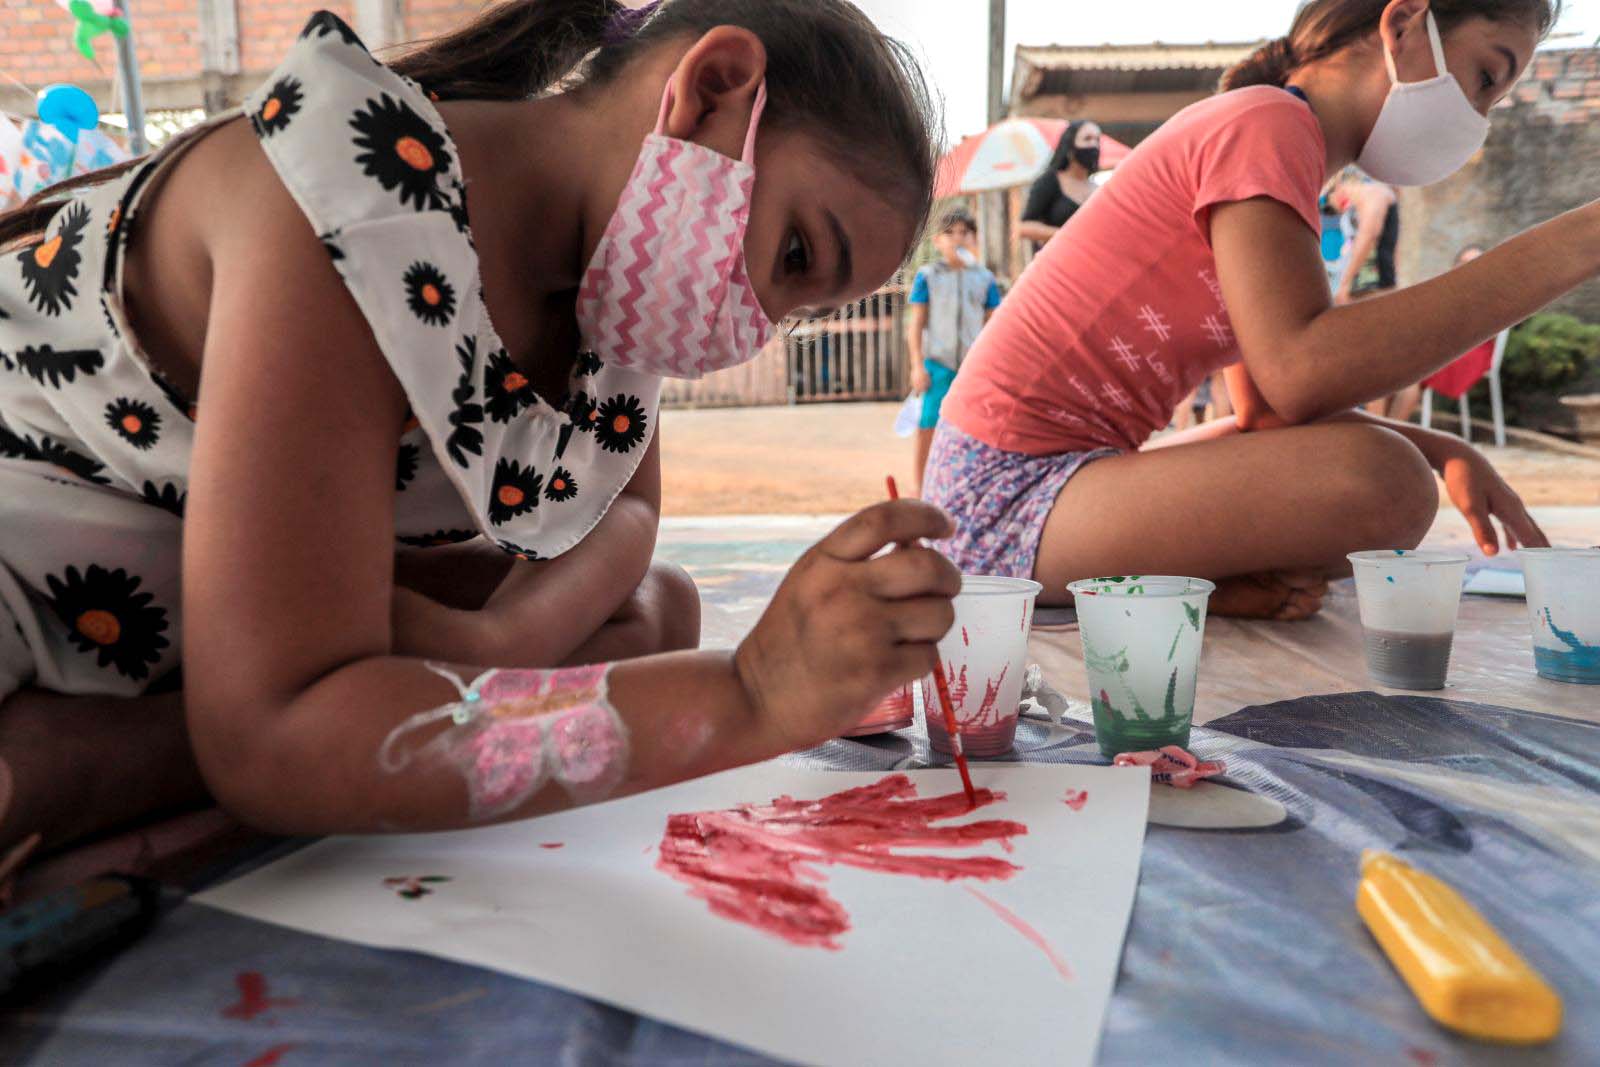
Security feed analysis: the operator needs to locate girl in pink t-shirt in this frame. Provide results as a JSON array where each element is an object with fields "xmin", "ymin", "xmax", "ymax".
[{"xmin": 926, "ymin": 0, "xmax": 1591, "ymax": 619}]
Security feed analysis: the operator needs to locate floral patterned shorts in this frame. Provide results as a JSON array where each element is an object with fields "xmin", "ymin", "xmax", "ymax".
[{"xmin": 922, "ymin": 423, "xmax": 1119, "ymax": 581}]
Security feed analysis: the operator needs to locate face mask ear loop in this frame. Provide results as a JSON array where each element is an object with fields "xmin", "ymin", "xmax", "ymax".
[
  {"xmin": 652, "ymin": 80, "xmax": 675, "ymax": 136},
  {"xmin": 740, "ymin": 82, "xmax": 767, "ymax": 166},
  {"xmin": 1424, "ymin": 11, "xmax": 1449, "ymax": 80}
]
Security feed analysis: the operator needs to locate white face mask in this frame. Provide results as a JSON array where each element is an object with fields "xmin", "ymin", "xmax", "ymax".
[{"xmin": 1356, "ymin": 11, "xmax": 1490, "ymax": 187}]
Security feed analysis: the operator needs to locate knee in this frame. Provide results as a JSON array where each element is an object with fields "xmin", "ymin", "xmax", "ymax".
[
  {"xmin": 638, "ymin": 561, "xmax": 701, "ymax": 653},
  {"xmin": 1332, "ymin": 425, "xmax": 1437, "ymax": 549}
]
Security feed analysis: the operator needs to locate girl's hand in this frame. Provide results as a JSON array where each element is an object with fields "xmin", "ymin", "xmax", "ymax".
[
  {"xmin": 1438, "ymin": 445, "xmax": 1549, "ymax": 556},
  {"xmin": 910, "ymin": 366, "xmax": 933, "ymax": 394},
  {"xmin": 733, "ymin": 501, "xmax": 960, "ymax": 752}
]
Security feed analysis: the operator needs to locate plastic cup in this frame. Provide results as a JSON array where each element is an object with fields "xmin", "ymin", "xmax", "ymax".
[
  {"xmin": 1348, "ymin": 550, "xmax": 1470, "ymax": 690},
  {"xmin": 1067, "ymin": 576, "xmax": 1215, "ymax": 759},
  {"xmin": 922, "ymin": 576, "xmax": 1042, "ymax": 759},
  {"xmin": 841, "ymin": 684, "xmax": 914, "ymax": 737},
  {"xmin": 1519, "ymin": 548, "xmax": 1600, "ymax": 685}
]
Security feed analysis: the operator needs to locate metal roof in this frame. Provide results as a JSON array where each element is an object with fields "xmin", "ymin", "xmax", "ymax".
[{"xmin": 1014, "ymin": 40, "xmax": 1267, "ymax": 99}]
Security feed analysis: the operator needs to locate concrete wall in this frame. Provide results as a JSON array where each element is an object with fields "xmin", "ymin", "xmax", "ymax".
[{"xmin": 1396, "ymin": 47, "xmax": 1600, "ymax": 322}]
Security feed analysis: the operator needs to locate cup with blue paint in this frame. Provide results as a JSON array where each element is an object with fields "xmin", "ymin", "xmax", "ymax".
[
  {"xmin": 1519, "ymin": 548, "xmax": 1600, "ymax": 685},
  {"xmin": 1348, "ymin": 550, "xmax": 1470, "ymax": 690}
]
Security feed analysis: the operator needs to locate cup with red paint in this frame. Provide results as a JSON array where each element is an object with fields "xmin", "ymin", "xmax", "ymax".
[
  {"xmin": 921, "ymin": 575, "xmax": 1043, "ymax": 758},
  {"xmin": 842, "ymin": 683, "xmax": 915, "ymax": 737}
]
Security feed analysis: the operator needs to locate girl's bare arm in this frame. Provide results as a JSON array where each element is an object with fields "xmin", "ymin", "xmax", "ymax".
[
  {"xmin": 1210, "ymin": 196, "xmax": 1600, "ymax": 424},
  {"xmin": 182, "ymin": 145, "xmax": 956, "ymax": 835}
]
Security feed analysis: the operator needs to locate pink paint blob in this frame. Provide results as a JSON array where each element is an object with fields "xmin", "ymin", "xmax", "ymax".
[
  {"xmin": 1062, "ymin": 789, "xmax": 1089, "ymax": 812},
  {"xmin": 965, "ymin": 886, "xmax": 1075, "ymax": 982},
  {"xmin": 476, "ymin": 663, "xmax": 608, "ymax": 712},
  {"xmin": 540, "ymin": 842, "xmax": 565, "ymax": 850},
  {"xmin": 464, "ymin": 719, "xmax": 546, "ymax": 817},
  {"xmin": 550, "ymin": 705, "xmax": 628, "ymax": 794},
  {"xmin": 657, "ymin": 774, "xmax": 1026, "ymax": 949}
]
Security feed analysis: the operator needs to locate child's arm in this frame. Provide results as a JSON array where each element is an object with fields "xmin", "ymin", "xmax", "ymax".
[
  {"xmin": 907, "ymin": 270, "xmax": 930, "ymax": 392},
  {"xmin": 181, "ymin": 148, "xmax": 960, "ymax": 834}
]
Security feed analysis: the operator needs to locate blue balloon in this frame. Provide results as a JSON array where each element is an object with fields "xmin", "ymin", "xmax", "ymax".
[{"xmin": 37, "ymin": 84, "xmax": 100, "ymax": 137}]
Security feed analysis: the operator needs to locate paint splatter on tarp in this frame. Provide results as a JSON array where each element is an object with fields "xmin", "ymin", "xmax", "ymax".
[
  {"xmin": 384, "ymin": 875, "xmax": 451, "ymax": 899},
  {"xmin": 657, "ymin": 774, "xmax": 1026, "ymax": 949},
  {"xmin": 221, "ymin": 971, "xmax": 301, "ymax": 1020}
]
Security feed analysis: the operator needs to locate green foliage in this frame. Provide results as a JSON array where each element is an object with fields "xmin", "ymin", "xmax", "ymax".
[{"xmin": 1500, "ymin": 312, "xmax": 1600, "ymax": 395}]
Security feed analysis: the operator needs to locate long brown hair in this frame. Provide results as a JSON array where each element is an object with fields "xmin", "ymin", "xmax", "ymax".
[
  {"xmin": 1220, "ymin": 0, "xmax": 1562, "ymax": 91},
  {"xmin": 3, "ymin": 0, "xmax": 940, "ymax": 256}
]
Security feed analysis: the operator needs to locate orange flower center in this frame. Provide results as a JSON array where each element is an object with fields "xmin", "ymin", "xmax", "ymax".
[
  {"xmin": 586, "ymin": 408, "xmax": 599, "ymax": 423},
  {"xmin": 34, "ymin": 236, "xmax": 62, "ymax": 269},
  {"xmin": 497, "ymin": 485, "xmax": 524, "ymax": 507},
  {"xmin": 421, "ymin": 283, "xmax": 442, "ymax": 306},
  {"xmin": 262, "ymin": 98, "xmax": 282, "ymax": 121},
  {"xmin": 75, "ymin": 609, "xmax": 120, "ymax": 646},
  {"xmin": 395, "ymin": 136, "xmax": 434, "ymax": 171},
  {"xmin": 552, "ymin": 478, "xmax": 566, "ymax": 491},
  {"xmin": 120, "ymin": 414, "xmax": 143, "ymax": 434},
  {"xmin": 502, "ymin": 371, "xmax": 528, "ymax": 392},
  {"xmin": 612, "ymin": 414, "xmax": 631, "ymax": 434},
  {"xmin": 107, "ymin": 206, "xmax": 121, "ymax": 232}
]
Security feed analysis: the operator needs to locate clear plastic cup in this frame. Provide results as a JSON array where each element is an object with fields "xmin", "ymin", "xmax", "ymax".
[
  {"xmin": 841, "ymin": 683, "xmax": 914, "ymax": 737},
  {"xmin": 922, "ymin": 576, "xmax": 1042, "ymax": 759},
  {"xmin": 1519, "ymin": 548, "xmax": 1600, "ymax": 685},
  {"xmin": 1348, "ymin": 550, "xmax": 1470, "ymax": 690},
  {"xmin": 1067, "ymin": 576, "xmax": 1215, "ymax": 759}
]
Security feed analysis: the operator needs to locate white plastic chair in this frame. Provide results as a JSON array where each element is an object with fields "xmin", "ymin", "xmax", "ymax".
[{"xmin": 1421, "ymin": 328, "xmax": 1508, "ymax": 447}]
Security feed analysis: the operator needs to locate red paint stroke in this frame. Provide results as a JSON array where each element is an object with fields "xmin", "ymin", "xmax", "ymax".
[
  {"xmin": 941, "ymin": 662, "xmax": 970, "ymax": 709},
  {"xmin": 964, "ymin": 887, "xmax": 1075, "ymax": 982},
  {"xmin": 221, "ymin": 972, "xmax": 301, "ymax": 1021},
  {"xmin": 540, "ymin": 842, "xmax": 565, "ymax": 850},
  {"xmin": 1407, "ymin": 1048, "xmax": 1439, "ymax": 1066},
  {"xmin": 244, "ymin": 1043, "xmax": 299, "ymax": 1067},
  {"xmin": 974, "ymin": 663, "xmax": 1011, "ymax": 727},
  {"xmin": 961, "ymin": 626, "xmax": 970, "ymax": 647},
  {"xmin": 1062, "ymin": 789, "xmax": 1089, "ymax": 812},
  {"xmin": 658, "ymin": 774, "xmax": 1026, "ymax": 949}
]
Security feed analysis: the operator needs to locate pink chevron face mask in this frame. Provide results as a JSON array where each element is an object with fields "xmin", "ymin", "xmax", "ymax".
[{"xmin": 575, "ymin": 81, "xmax": 775, "ymax": 380}]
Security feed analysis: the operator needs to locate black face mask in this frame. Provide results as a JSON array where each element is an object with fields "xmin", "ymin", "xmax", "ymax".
[{"xmin": 1071, "ymin": 145, "xmax": 1100, "ymax": 173}]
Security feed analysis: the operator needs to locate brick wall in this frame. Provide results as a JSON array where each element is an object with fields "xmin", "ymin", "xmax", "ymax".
[{"xmin": 1396, "ymin": 47, "xmax": 1600, "ymax": 323}]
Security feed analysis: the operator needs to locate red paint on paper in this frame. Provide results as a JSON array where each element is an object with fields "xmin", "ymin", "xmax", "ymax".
[
  {"xmin": 540, "ymin": 842, "xmax": 565, "ymax": 849},
  {"xmin": 961, "ymin": 626, "xmax": 970, "ymax": 647},
  {"xmin": 244, "ymin": 1043, "xmax": 300, "ymax": 1067},
  {"xmin": 221, "ymin": 972, "xmax": 301, "ymax": 1021},
  {"xmin": 965, "ymin": 887, "xmax": 1075, "ymax": 982},
  {"xmin": 657, "ymin": 774, "xmax": 1025, "ymax": 949},
  {"xmin": 1062, "ymin": 789, "xmax": 1089, "ymax": 811}
]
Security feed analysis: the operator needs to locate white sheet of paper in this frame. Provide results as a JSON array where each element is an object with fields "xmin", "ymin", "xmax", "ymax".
[
  {"xmin": 197, "ymin": 763, "xmax": 1150, "ymax": 1067},
  {"xmin": 1463, "ymin": 567, "xmax": 1526, "ymax": 598}
]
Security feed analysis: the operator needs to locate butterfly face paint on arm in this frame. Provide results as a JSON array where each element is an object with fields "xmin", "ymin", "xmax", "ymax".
[{"xmin": 378, "ymin": 662, "xmax": 630, "ymax": 820}]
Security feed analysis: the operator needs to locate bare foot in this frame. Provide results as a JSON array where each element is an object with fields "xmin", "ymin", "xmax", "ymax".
[{"xmin": 1210, "ymin": 570, "xmax": 1329, "ymax": 621}]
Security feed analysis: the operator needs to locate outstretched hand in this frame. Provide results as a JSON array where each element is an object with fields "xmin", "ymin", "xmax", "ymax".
[{"xmin": 1438, "ymin": 446, "xmax": 1548, "ymax": 556}]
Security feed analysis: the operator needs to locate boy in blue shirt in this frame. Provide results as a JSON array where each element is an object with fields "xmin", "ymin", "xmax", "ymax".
[{"xmin": 907, "ymin": 209, "xmax": 1002, "ymax": 494}]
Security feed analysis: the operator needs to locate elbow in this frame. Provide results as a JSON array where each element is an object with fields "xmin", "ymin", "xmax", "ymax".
[{"xmin": 185, "ymin": 688, "xmax": 303, "ymax": 834}]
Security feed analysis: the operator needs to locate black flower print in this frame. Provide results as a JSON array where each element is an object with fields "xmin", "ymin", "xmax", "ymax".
[
  {"xmin": 252, "ymin": 77, "xmax": 303, "ymax": 138},
  {"xmin": 0, "ymin": 425, "xmax": 112, "ymax": 485},
  {"xmin": 496, "ymin": 540, "xmax": 543, "ymax": 562},
  {"xmin": 484, "ymin": 348, "xmax": 537, "ymax": 424},
  {"xmin": 446, "ymin": 337, "xmax": 484, "ymax": 468},
  {"xmin": 396, "ymin": 442, "xmax": 419, "ymax": 491},
  {"xmin": 351, "ymin": 94, "xmax": 452, "ymax": 212},
  {"xmin": 575, "ymin": 350, "xmax": 603, "ymax": 378},
  {"xmin": 45, "ymin": 564, "xmax": 170, "ymax": 680},
  {"xmin": 100, "ymin": 296, "xmax": 119, "ymax": 338},
  {"xmin": 105, "ymin": 398, "xmax": 161, "ymax": 450},
  {"xmin": 566, "ymin": 389, "xmax": 599, "ymax": 433},
  {"xmin": 300, "ymin": 10, "xmax": 363, "ymax": 46},
  {"xmin": 397, "ymin": 529, "xmax": 478, "ymax": 548},
  {"xmin": 15, "ymin": 344, "xmax": 103, "ymax": 389},
  {"xmin": 320, "ymin": 231, "xmax": 345, "ymax": 262},
  {"xmin": 488, "ymin": 458, "xmax": 542, "ymax": 526},
  {"xmin": 140, "ymin": 480, "xmax": 187, "ymax": 517},
  {"xmin": 544, "ymin": 466, "xmax": 577, "ymax": 502},
  {"xmin": 17, "ymin": 202, "xmax": 89, "ymax": 316},
  {"xmin": 0, "ymin": 351, "xmax": 10, "ymax": 371},
  {"xmin": 150, "ymin": 371, "xmax": 196, "ymax": 420},
  {"xmin": 594, "ymin": 394, "xmax": 648, "ymax": 454},
  {"xmin": 403, "ymin": 262, "xmax": 456, "ymax": 326},
  {"xmin": 446, "ymin": 178, "xmax": 472, "ymax": 242}
]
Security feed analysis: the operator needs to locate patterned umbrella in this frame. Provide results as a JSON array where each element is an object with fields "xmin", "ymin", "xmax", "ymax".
[{"xmin": 935, "ymin": 117, "xmax": 1130, "ymax": 199}]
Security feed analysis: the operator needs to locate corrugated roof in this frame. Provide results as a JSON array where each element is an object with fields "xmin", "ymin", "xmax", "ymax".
[{"xmin": 1014, "ymin": 41, "xmax": 1267, "ymax": 72}]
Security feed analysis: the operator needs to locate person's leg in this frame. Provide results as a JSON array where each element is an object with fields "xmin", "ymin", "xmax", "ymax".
[
  {"xmin": 1034, "ymin": 422, "xmax": 1439, "ymax": 616},
  {"xmin": 915, "ymin": 361, "xmax": 955, "ymax": 497},
  {"xmin": 0, "ymin": 687, "xmax": 209, "ymax": 853},
  {"xmin": 912, "ymin": 429, "xmax": 935, "ymax": 497}
]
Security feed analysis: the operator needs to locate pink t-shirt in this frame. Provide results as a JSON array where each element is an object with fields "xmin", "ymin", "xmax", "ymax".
[{"xmin": 942, "ymin": 87, "xmax": 1326, "ymax": 455}]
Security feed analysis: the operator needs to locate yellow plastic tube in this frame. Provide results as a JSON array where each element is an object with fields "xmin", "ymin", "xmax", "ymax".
[{"xmin": 1356, "ymin": 850, "xmax": 1562, "ymax": 1045}]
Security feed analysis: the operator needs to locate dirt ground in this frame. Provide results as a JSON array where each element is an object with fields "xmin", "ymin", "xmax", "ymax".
[{"xmin": 658, "ymin": 402, "xmax": 1600, "ymax": 516}]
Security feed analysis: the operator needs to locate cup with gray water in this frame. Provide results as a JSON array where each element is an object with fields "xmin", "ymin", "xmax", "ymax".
[{"xmin": 1347, "ymin": 550, "xmax": 1470, "ymax": 690}]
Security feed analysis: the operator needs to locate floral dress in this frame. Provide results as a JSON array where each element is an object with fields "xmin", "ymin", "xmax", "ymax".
[{"xmin": 0, "ymin": 12, "xmax": 662, "ymax": 700}]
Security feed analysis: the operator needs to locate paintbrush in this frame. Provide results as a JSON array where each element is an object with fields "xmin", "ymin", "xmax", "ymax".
[{"xmin": 886, "ymin": 476, "xmax": 978, "ymax": 808}]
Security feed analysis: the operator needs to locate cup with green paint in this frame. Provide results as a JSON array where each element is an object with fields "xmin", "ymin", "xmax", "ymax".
[
  {"xmin": 1066, "ymin": 576, "xmax": 1215, "ymax": 759},
  {"xmin": 1518, "ymin": 547, "xmax": 1600, "ymax": 685}
]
